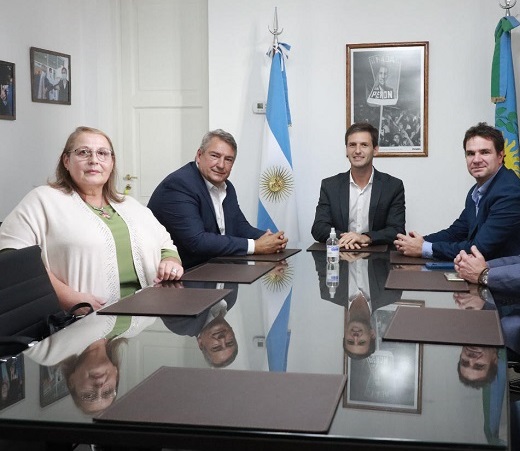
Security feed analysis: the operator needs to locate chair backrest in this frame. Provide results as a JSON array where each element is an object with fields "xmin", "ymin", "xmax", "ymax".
[{"xmin": 0, "ymin": 246, "xmax": 62, "ymax": 340}]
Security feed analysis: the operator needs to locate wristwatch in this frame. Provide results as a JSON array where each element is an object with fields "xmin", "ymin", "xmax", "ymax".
[{"xmin": 478, "ymin": 268, "xmax": 489, "ymax": 286}]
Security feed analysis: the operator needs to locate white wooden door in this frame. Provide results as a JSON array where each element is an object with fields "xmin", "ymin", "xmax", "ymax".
[{"xmin": 119, "ymin": 0, "xmax": 208, "ymax": 204}]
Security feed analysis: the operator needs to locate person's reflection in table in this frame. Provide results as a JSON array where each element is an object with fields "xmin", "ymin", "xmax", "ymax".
[
  {"xmin": 197, "ymin": 305, "xmax": 237, "ymax": 368},
  {"xmin": 453, "ymin": 284, "xmax": 498, "ymax": 311},
  {"xmin": 311, "ymin": 251, "xmax": 402, "ymax": 359},
  {"xmin": 25, "ymin": 314, "xmax": 156, "ymax": 414},
  {"xmin": 61, "ymin": 337, "xmax": 124, "ymax": 414},
  {"xmin": 162, "ymin": 282, "xmax": 239, "ymax": 368},
  {"xmin": 458, "ymin": 346, "xmax": 499, "ymax": 388},
  {"xmin": 345, "ymin": 291, "xmax": 376, "ymax": 359},
  {"xmin": 453, "ymin": 287, "xmax": 509, "ymax": 446}
]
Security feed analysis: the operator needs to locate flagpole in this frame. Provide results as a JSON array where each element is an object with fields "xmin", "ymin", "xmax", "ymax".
[
  {"xmin": 499, "ymin": 0, "xmax": 516, "ymax": 16},
  {"xmin": 268, "ymin": 7, "xmax": 283, "ymax": 47},
  {"xmin": 259, "ymin": 7, "xmax": 298, "ymax": 371}
]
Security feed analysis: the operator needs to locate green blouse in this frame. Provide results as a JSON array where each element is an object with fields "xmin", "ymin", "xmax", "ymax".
[{"xmin": 87, "ymin": 204, "xmax": 178, "ymax": 299}]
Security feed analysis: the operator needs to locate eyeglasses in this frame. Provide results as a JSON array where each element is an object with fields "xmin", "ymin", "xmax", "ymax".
[
  {"xmin": 70, "ymin": 147, "xmax": 113, "ymax": 162},
  {"xmin": 79, "ymin": 388, "xmax": 117, "ymax": 403}
]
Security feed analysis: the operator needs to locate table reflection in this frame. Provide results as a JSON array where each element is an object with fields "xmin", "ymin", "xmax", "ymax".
[
  {"xmin": 162, "ymin": 281, "xmax": 239, "ymax": 368},
  {"xmin": 25, "ymin": 314, "xmax": 155, "ymax": 414}
]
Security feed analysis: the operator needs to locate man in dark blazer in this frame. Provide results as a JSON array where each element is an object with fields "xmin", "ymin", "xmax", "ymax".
[
  {"xmin": 395, "ymin": 122, "xmax": 520, "ymax": 261},
  {"xmin": 55, "ymin": 67, "xmax": 69, "ymax": 102},
  {"xmin": 311, "ymin": 122, "xmax": 406, "ymax": 248},
  {"xmin": 148, "ymin": 129, "xmax": 288, "ymax": 269}
]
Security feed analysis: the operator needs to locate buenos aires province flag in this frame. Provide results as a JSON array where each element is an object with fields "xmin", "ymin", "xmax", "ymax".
[
  {"xmin": 492, "ymin": 16, "xmax": 520, "ymax": 177},
  {"xmin": 257, "ymin": 42, "xmax": 300, "ymax": 242}
]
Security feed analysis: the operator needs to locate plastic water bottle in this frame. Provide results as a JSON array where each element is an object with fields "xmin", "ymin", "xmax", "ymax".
[
  {"xmin": 326, "ymin": 227, "xmax": 339, "ymax": 263},
  {"xmin": 326, "ymin": 262, "xmax": 339, "ymax": 298}
]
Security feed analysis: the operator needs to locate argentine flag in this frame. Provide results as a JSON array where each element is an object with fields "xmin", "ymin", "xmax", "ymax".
[
  {"xmin": 257, "ymin": 42, "xmax": 300, "ymax": 241},
  {"xmin": 258, "ymin": 40, "xmax": 298, "ymax": 372},
  {"xmin": 492, "ymin": 16, "xmax": 520, "ymax": 177}
]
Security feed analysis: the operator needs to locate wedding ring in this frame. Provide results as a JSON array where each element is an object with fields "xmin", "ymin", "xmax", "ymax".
[{"xmin": 170, "ymin": 268, "xmax": 178, "ymax": 274}]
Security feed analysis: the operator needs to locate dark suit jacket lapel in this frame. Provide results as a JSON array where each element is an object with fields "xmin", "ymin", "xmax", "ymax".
[
  {"xmin": 467, "ymin": 166, "xmax": 504, "ymax": 239},
  {"xmin": 339, "ymin": 172, "xmax": 350, "ymax": 229},
  {"xmin": 191, "ymin": 162, "xmax": 218, "ymax": 227},
  {"xmin": 368, "ymin": 169, "xmax": 382, "ymax": 230}
]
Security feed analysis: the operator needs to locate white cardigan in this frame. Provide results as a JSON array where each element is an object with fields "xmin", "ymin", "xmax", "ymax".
[
  {"xmin": 0, "ymin": 185, "xmax": 178, "ymax": 304},
  {"xmin": 25, "ymin": 314, "xmax": 156, "ymax": 366}
]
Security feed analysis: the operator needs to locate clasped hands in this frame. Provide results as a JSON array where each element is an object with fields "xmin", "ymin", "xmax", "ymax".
[
  {"xmin": 394, "ymin": 231, "xmax": 424, "ymax": 257},
  {"xmin": 255, "ymin": 229, "xmax": 288, "ymax": 254},
  {"xmin": 454, "ymin": 245, "xmax": 487, "ymax": 284},
  {"xmin": 338, "ymin": 232, "xmax": 371, "ymax": 250}
]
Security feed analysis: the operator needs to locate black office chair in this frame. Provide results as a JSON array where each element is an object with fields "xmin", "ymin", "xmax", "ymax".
[{"xmin": 0, "ymin": 246, "xmax": 62, "ymax": 356}]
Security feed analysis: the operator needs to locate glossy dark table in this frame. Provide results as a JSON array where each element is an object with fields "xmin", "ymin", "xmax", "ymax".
[{"xmin": 0, "ymin": 249, "xmax": 510, "ymax": 450}]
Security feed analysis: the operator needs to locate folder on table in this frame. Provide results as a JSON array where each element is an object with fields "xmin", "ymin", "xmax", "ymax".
[
  {"xmin": 95, "ymin": 366, "xmax": 346, "ymax": 433},
  {"xmin": 389, "ymin": 251, "xmax": 433, "ymax": 265},
  {"xmin": 97, "ymin": 287, "xmax": 232, "ymax": 317},
  {"xmin": 383, "ymin": 306, "xmax": 504, "ymax": 346},
  {"xmin": 181, "ymin": 262, "xmax": 276, "ymax": 284},
  {"xmin": 385, "ymin": 269, "xmax": 469, "ymax": 292},
  {"xmin": 211, "ymin": 248, "xmax": 301, "ymax": 262}
]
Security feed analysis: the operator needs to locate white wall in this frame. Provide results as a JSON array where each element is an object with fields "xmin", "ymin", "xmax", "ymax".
[
  {"xmin": 0, "ymin": 0, "xmax": 121, "ymax": 219},
  {"xmin": 208, "ymin": 0, "xmax": 506, "ymax": 246},
  {"xmin": 0, "ymin": 0, "xmax": 514, "ymax": 237}
]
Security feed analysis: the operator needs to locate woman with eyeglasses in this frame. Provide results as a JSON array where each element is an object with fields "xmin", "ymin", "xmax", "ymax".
[{"xmin": 0, "ymin": 126, "xmax": 184, "ymax": 311}]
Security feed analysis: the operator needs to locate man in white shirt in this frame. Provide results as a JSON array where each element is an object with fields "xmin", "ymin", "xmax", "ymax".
[
  {"xmin": 148, "ymin": 129, "xmax": 288, "ymax": 268},
  {"xmin": 311, "ymin": 122, "xmax": 406, "ymax": 249}
]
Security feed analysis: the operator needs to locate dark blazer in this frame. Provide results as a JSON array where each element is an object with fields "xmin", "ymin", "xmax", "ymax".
[
  {"xmin": 56, "ymin": 79, "xmax": 69, "ymax": 101},
  {"xmin": 424, "ymin": 166, "xmax": 520, "ymax": 260},
  {"xmin": 311, "ymin": 168, "xmax": 405, "ymax": 244},
  {"xmin": 487, "ymin": 255, "xmax": 520, "ymax": 292},
  {"xmin": 161, "ymin": 282, "xmax": 238, "ymax": 337},
  {"xmin": 148, "ymin": 161, "xmax": 264, "ymax": 269}
]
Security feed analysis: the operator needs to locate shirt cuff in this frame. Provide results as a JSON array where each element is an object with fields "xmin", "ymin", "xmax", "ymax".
[
  {"xmin": 247, "ymin": 239, "xmax": 255, "ymax": 255},
  {"xmin": 422, "ymin": 241, "xmax": 433, "ymax": 259}
]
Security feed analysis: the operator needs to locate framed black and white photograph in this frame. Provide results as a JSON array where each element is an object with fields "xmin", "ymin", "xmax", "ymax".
[
  {"xmin": 40, "ymin": 364, "xmax": 69, "ymax": 407},
  {"xmin": 343, "ymin": 300, "xmax": 424, "ymax": 413},
  {"xmin": 0, "ymin": 60, "xmax": 15, "ymax": 120},
  {"xmin": 30, "ymin": 47, "xmax": 71, "ymax": 105},
  {"xmin": 346, "ymin": 41, "xmax": 428, "ymax": 157},
  {"xmin": 0, "ymin": 355, "xmax": 25, "ymax": 411}
]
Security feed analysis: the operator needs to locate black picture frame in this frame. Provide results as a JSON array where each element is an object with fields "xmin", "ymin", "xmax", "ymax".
[
  {"xmin": 0, "ymin": 60, "xmax": 15, "ymax": 120},
  {"xmin": 0, "ymin": 355, "xmax": 25, "ymax": 411},
  {"xmin": 343, "ymin": 300, "xmax": 424, "ymax": 413},
  {"xmin": 30, "ymin": 47, "xmax": 71, "ymax": 105},
  {"xmin": 346, "ymin": 41, "xmax": 429, "ymax": 157}
]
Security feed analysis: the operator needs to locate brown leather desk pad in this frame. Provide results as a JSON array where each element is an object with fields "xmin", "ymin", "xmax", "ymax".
[
  {"xmin": 95, "ymin": 366, "xmax": 347, "ymax": 433},
  {"xmin": 210, "ymin": 248, "xmax": 301, "ymax": 262},
  {"xmin": 390, "ymin": 251, "xmax": 433, "ymax": 265},
  {"xmin": 306, "ymin": 242, "xmax": 388, "ymax": 253},
  {"xmin": 97, "ymin": 287, "xmax": 232, "ymax": 317},
  {"xmin": 181, "ymin": 262, "xmax": 276, "ymax": 283},
  {"xmin": 383, "ymin": 306, "xmax": 504, "ymax": 346},
  {"xmin": 385, "ymin": 269, "xmax": 469, "ymax": 292}
]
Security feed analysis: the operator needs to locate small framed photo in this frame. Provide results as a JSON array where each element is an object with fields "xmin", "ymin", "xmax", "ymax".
[
  {"xmin": 30, "ymin": 47, "xmax": 71, "ymax": 105},
  {"xmin": 343, "ymin": 300, "xmax": 424, "ymax": 413},
  {"xmin": 0, "ymin": 60, "xmax": 15, "ymax": 120},
  {"xmin": 40, "ymin": 364, "xmax": 69, "ymax": 407},
  {"xmin": 1, "ymin": 355, "xmax": 25, "ymax": 411},
  {"xmin": 346, "ymin": 41, "xmax": 429, "ymax": 157}
]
